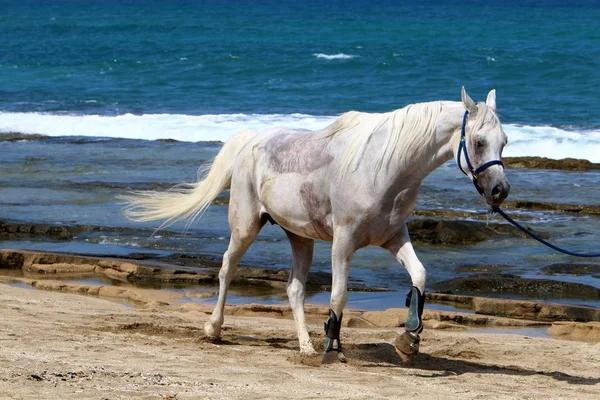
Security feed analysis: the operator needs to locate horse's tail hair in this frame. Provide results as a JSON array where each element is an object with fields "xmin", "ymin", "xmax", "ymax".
[{"xmin": 120, "ymin": 130, "xmax": 256, "ymax": 229}]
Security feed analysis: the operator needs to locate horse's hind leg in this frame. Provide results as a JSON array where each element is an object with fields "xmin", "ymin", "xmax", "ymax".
[
  {"xmin": 383, "ymin": 224, "xmax": 426, "ymax": 362},
  {"xmin": 284, "ymin": 230, "xmax": 316, "ymax": 355},
  {"xmin": 204, "ymin": 186, "xmax": 264, "ymax": 339}
]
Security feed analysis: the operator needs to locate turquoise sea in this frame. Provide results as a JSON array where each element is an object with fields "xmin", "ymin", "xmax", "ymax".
[{"xmin": 1, "ymin": 0, "xmax": 599, "ymax": 308}]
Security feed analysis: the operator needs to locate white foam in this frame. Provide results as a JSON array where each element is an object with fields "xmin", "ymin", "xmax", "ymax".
[
  {"xmin": 313, "ymin": 53, "xmax": 356, "ymax": 60},
  {"xmin": 503, "ymin": 124, "xmax": 600, "ymax": 162},
  {"xmin": 1, "ymin": 111, "xmax": 599, "ymax": 162},
  {"xmin": 0, "ymin": 112, "xmax": 336, "ymax": 142}
]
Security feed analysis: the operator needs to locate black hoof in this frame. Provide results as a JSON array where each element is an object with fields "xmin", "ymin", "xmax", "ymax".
[{"xmin": 321, "ymin": 350, "xmax": 347, "ymax": 364}]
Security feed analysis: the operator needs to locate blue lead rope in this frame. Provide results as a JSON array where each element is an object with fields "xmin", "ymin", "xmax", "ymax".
[{"xmin": 492, "ymin": 206, "xmax": 600, "ymax": 258}]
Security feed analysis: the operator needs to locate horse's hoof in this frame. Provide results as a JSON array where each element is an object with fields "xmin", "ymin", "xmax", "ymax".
[
  {"xmin": 204, "ymin": 335, "xmax": 221, "ymax": 343},
  {"xmin": 394, "ymin": 331, "xmax": 420, "ymax": 363},
  {"xmin": 204, "ymin": 322, "xmax": 221, "ymax": 338},
  {"xmin": 321, "ymin": 351, "xmax": 347, "ymax": 364},
  {"xmin": 299, "ymin": 347, "xmax": 317, "ymax": 356},
  {"xmin": 395, "ymin": 348, "xmax": 417, "ymax": 364}
]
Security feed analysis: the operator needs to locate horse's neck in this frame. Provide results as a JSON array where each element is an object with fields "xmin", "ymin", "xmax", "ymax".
[{"xmin": 386, "ymin": 102, "xmax": 464, "ymax": 187}]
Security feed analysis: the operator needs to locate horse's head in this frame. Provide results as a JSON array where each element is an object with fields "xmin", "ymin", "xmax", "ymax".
[{"xmin": 454, "ymin": 87, "xmax": 510, "ymax": 206}]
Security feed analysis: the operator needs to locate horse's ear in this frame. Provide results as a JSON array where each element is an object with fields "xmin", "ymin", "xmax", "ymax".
[
  {"xmin": 461, "ymin": 87, "xmax": 477, "ymax": 112},
  {"xmin": 486, "ymin": 89, "xmax": 497, "ymax": 112}
]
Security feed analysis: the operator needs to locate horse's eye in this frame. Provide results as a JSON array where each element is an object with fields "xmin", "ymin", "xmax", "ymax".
[{"xmin": 476, "ymin": 139, "xmax": 484, "ymax": 149}]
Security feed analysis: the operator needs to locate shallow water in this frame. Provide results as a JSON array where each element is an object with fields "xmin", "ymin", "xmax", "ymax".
[
  {"xmin": 1, "ymin": 136, "xmax": 599, "ymax": 310},
  {"xmin": 470, "ymin": 327, "xmax": 552, "ymax": 339}
]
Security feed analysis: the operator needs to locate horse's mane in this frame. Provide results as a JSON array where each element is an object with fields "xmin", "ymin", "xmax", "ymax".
[
  {"xmin": 319, "ymin": 101, "xmax": 444, "ymax": 176},
  {"xmin": 319, "ymin": 100, "xmax": 499, "ymax": 177}
]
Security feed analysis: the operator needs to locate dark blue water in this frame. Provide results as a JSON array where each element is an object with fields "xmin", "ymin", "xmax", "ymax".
[{"xmin": 1, "ymin": 0, "xmax": 600, "ymax": 128}]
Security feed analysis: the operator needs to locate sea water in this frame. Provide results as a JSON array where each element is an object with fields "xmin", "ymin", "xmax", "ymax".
[{"xmin": 1, "ymin": 0, "xmax": 599, "ymax": 307}]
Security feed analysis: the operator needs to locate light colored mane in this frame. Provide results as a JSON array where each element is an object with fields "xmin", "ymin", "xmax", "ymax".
[{"xmin": 320, "ymin": 101, "xmax": 443, "ymax": 176}]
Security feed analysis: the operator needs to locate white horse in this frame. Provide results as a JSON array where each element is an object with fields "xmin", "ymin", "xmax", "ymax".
[{"xmin": 123, "ymin": 87, "xmax": 510, "ymax": 362}]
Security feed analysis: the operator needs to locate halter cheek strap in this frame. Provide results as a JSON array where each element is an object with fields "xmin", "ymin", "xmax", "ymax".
[{"xmin": 456, "ymin": 110, "xmax": 504, "ymax": 195}]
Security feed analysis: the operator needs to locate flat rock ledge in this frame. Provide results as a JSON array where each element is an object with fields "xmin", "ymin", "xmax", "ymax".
[
  {"xmin": 1, "ymin": 250, "xmax": 598, "ymax": 343},
  {"xmin": 503, "ymin": 156, "xmax": 600, "ymax": 171},
  {"xmin": 0, "ymin": 249, "xmax": 381, "ymax": 292},
  {"xmin": 407, "ymin": 218, "xmax": 549, "ymax": 245},
  {"xmin": 432, "ymin": 273, "xmax": 600, "ymax": 302},
  {"xmin": 502, "ymin": 200, "xmax": 600, "ymax": 217},
  {"xmin": 1, "ymin": 217, "xmax": 549, "ymax": 247}
]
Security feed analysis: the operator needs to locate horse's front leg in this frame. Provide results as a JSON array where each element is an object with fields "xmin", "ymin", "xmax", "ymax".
[
  {"xmin": 323, "ymin": 232, "xmax": 356, "ymax": 363},
  {"xmin": 383, "ymin": 224, "xmax": 426, "ymax": 362}
]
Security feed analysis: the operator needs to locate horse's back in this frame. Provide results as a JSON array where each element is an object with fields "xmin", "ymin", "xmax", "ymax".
[{"xmin": 231, "ymin": 127, "xmax": 336, "ymax": 241}]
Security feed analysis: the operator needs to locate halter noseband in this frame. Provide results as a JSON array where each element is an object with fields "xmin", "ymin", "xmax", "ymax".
[{"xmin": 456, "ymin": 110, "xmax": 504, "ymax": 195}]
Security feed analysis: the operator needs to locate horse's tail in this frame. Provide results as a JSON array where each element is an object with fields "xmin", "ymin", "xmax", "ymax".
[{"xmin": 121, "ymin": 130, "xmax": 257, "ymax": 228}]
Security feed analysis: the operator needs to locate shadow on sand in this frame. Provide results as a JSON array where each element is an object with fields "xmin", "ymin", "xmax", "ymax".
[{"xmin": 348, "ymin": 342, "xmax": 599, "ymax": 385}]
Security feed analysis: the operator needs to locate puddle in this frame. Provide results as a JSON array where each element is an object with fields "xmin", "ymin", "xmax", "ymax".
[
  {"xmin": 9, "ymin": 282, "xmax": 34, "ymax": 290},
  {"xmin": 1, "ymin": 269, "xmax": 476, "ymax": 314},
  {"xmin": 181, "ymin": 288, "xmax": 475, "ymax": 314},
  {"xmin": 0, "ymin": 267, "xmax": 480, "ymax": 314},
  {"xmin": 471, "ymin": 327, "xmax": 552, "ymax": 339}
]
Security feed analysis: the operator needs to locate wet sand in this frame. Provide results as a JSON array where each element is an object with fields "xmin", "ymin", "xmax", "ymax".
[{"xmin": 1, "ymin": 279, "xmax": 599, "ymax": 399}]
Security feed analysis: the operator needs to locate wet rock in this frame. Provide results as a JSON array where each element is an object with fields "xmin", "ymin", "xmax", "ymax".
[
  {"xmin": 28, "ymin": 262, "xmax": 97, "ymax": 274},
  {"xmin": 471, "ymin": 297, "xmax": 600, "ymax": 322},
  {"xmin": 0, "ymin": 221, "xmax": 73, "ymax": 240},
  {"xmin": 0, "ymin": 250, "xmax": 384, "ymax": 293},
  {"xmin": 346, "ymin": 307, "xmax": 550, "ymax": 330},
  {"xmin": 407, "ymin": 219, "xmax": 495, "ymax": 245},
  {"xmin": 0, "ymin": 251, "xmax": 25, "ymax": 269},
  {"xmin": 426, "ymin": 293, "xmax": 600, "ymax": 323},
  {"xmin": 412, "ymin": 209, "xmax": 485, "ymax": 219},
  {"xmin": 542, "ymin": 263, "xmax": 600, "ymax": 277},
  {"xmin": 503, "ymin": 200, "xmax": 600, "ymax": 217},
  {"xmin": 0, "ymin": 132, "xmax": 47, "ymax": 142},
  {"xmin": 431, "ymin": 273, "xmax": 600, "ymax": 300},
  {"xmin": 407, "ymin": 219, "xmax": 549, "ymax": 245},
  {"xmin": 548, "ymin": 321, "xmax": 600, "ymax": 342},
  {"xmin": 504, "ymin": 156, "xmax": 600, "ymax": 171},
  {"xmin": 455, "ymin": 264, "xmax": 514, "ymax": 273},
  {"xmin": 486, "ymin": 222, "xmax": 551, "ymax": 239}
]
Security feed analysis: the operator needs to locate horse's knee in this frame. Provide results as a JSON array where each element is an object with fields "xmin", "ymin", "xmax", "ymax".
[
  {"xmin": 286, "ymin": 278, "xmax": 304, "ymax": 303},
  {"xmin": 218, "ymin": 265, "xmax": 230, "ymax": 281},
  {"xmin": 218, "ymin": 253, "xmax": 239, "ymax": 282}
]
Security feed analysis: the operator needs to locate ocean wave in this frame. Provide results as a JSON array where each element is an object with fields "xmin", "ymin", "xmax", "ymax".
[
  {"xmin": 503, "ymin": 124, "xmax": 600, "ymax": 162},
  {"xmin": 313, "ymin": 53, "xmax": 356, "ymax": 60},
  {"xmin": 0, "ymin": 112, "xmax": 336, "ymax": 143},
  {"xmin": 1, "ymin": 111, "xmax": 599, "ymax": 162}
]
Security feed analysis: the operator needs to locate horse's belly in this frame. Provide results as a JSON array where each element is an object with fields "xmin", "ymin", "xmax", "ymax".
[{"xmin": 259, "ymin": 178, "xmax": 333, "ymax": 241}]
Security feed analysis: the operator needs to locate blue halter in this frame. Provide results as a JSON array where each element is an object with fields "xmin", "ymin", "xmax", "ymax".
[
  {"xmin": 456, "ymin": 110, "xmax": 504, "ymax": 195},
  {"xmin": 458, "ymin": 111, "xmax": 600, "ymax": 258}
]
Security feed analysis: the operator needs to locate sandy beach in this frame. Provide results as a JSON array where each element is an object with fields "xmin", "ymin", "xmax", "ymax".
[{"xmin": 1, "ymin": 276, "xmax": 598, "ymax": 400}]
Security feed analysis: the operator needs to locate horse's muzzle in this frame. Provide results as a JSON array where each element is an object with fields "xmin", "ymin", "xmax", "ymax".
[{"xmin": 486, "ymin": 179, "xmax": 510, "ymax": 206}]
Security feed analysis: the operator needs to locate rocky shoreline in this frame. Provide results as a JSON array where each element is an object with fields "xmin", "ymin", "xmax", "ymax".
[
  {"xmin": 0, "ymin": 213, "xmax": 552, "ymax": 246},
  {"xmin": 1, "ymin": 249, "xmax": 598, "ymax": 343},
  {"xmin": 1, "ymin": 152, "xmax": 599, "ymax": 346},
  {"xmin": 1, "ymin": 131, "xmax": 599, "ymax": 173}
]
